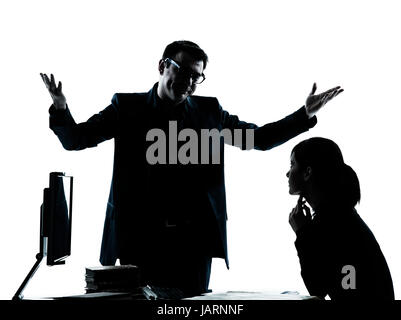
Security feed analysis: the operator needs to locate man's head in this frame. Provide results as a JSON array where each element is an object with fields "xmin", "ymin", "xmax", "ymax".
[{"xmin": 157, "ymin": 40, "xmax": 208, "ymax": 105}]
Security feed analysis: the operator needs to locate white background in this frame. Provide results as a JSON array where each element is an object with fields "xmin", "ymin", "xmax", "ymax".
[{"xmin": 1, "ymin": 0, "xmax": 400, "ymax": 299}]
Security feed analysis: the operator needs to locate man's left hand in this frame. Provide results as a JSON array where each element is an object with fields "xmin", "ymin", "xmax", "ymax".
[{"xmin": 305, "ymin": 83, "xmax": 343, "ymax": 118}]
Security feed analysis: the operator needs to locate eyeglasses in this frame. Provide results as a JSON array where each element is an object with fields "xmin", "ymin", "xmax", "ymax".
[{"xmin": 164, "ymin": 58, "xmax": 206, "ymax": 84}]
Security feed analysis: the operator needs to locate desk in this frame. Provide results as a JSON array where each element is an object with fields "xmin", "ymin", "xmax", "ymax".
[
  {"xmin": 23, "ymin": 290, "xmax": 317, "ymax": 300},
  {"xmin": 186, "ymin": 291, "xmax": 318, "ymax": 300},
  {"xmin": 21, "ymin": 289, "xmax": 318, "ymax": 300}
]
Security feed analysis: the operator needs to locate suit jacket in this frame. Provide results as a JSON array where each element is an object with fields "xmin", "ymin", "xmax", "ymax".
[
  {"xmin": 50, "ymin": 83, "xmax": 316, "ymax": 267},
  {"xmin": 295, "ymin": 205, "xmax": 394, "ymax": 300}
]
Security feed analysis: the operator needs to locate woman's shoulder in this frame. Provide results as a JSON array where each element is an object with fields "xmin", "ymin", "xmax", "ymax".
[{"xmin": 314, "ymin": 207, "xmax": 375, "ymax": 241}]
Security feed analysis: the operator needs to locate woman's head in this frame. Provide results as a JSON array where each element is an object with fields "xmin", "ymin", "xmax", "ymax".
[{"xmin": 286, "ymin": 137, "xmax": 360, "ymax": 207}]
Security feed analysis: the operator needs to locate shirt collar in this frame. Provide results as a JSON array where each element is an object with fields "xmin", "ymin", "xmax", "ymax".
[{"xmin": 151, "ymin": 82, "xmax": 188, "ymax": 116}]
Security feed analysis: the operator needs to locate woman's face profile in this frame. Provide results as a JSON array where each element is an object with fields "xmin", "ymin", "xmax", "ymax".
[{"xmin": 286, "ymin": 152, "xmax": 304, "ymax": 195}]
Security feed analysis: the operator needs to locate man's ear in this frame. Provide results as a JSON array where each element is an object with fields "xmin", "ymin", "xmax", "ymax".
[
  {"xmin": 304, "ymin": 167, "xmax": 312, "ymax": 181},
  {"xmin": 158, "ymin": 59, "xmax": 165, "ymax": 75}
]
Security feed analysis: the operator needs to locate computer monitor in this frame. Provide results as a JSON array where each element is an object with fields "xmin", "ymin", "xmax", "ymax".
[
  {"xmin": 13, "ymin": 172, "xmax": 73, "ymax": 300},
  {"xmin": 42, "ymin": 172, "xmax": 73, "ymax": 265}
]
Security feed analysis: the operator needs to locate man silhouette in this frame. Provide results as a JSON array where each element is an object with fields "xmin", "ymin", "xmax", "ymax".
[{"xmin": 41, "ymin": 40, "xmax": 343, "ymax": 296}]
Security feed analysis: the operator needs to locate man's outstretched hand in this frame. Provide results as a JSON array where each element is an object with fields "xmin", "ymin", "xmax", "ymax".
[
  {"xmin": 40, "ymin": 73, "xmax": 67, "ymax": 110},
  {"xmin": 305, "ymin": 83, "xmax": 343, "ymax": 118}
]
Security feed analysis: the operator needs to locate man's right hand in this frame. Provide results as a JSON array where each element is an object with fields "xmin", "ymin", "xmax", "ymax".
[{"xmin": 40, "ymin": 73, "xmax": 67, "ymax": 110}]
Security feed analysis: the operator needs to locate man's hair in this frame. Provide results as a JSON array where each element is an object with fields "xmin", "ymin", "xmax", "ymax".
[{"xmin": 162, "ymin": 40, "xmax": 209, "ymax": 70}]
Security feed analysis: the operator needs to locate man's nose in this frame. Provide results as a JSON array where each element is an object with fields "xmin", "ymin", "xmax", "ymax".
[
  {"xmin": 286, "ymin": 171, "xmax": 290, "ymax": 178},
  {"xmin": 182, "ymin": 75, "xmax": 193, "ymax": 86}
]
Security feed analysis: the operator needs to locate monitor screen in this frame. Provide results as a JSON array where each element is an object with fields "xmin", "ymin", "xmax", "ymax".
[{"xmin": 42, "ymin": 172, "xmax": 73, "ymax": 266}]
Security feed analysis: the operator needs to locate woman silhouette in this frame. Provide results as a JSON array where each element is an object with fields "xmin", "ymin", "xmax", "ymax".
[{"xmin": 287, "ymin": 137, "xmax": 394, "ymax": 300}]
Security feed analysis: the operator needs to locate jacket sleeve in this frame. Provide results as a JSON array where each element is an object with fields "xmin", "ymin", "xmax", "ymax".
[
  {"xmin": 49, "ymin": 94, "xmax": 120, "ymax": 150},
  {"xmin": 219, "ymin": 104, "xmax": 317, "ymax": 151},
  {"xmin": 294, "ymin": 225, "xmax": 331, "ymax": 299}
]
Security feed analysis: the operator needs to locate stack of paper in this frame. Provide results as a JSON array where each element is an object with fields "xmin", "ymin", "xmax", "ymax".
[{"xmin": 85, "ymin": 265, "xmax": 141, "ymax": 294}]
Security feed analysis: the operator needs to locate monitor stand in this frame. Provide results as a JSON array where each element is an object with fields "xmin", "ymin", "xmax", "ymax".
[
  {"xmin": 13, "ymin": 204, "xmax": 49, "ymax": 300},
  {"xmin": 13, "ymin": 253, "xmax": 44, "ymax": 300}
]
